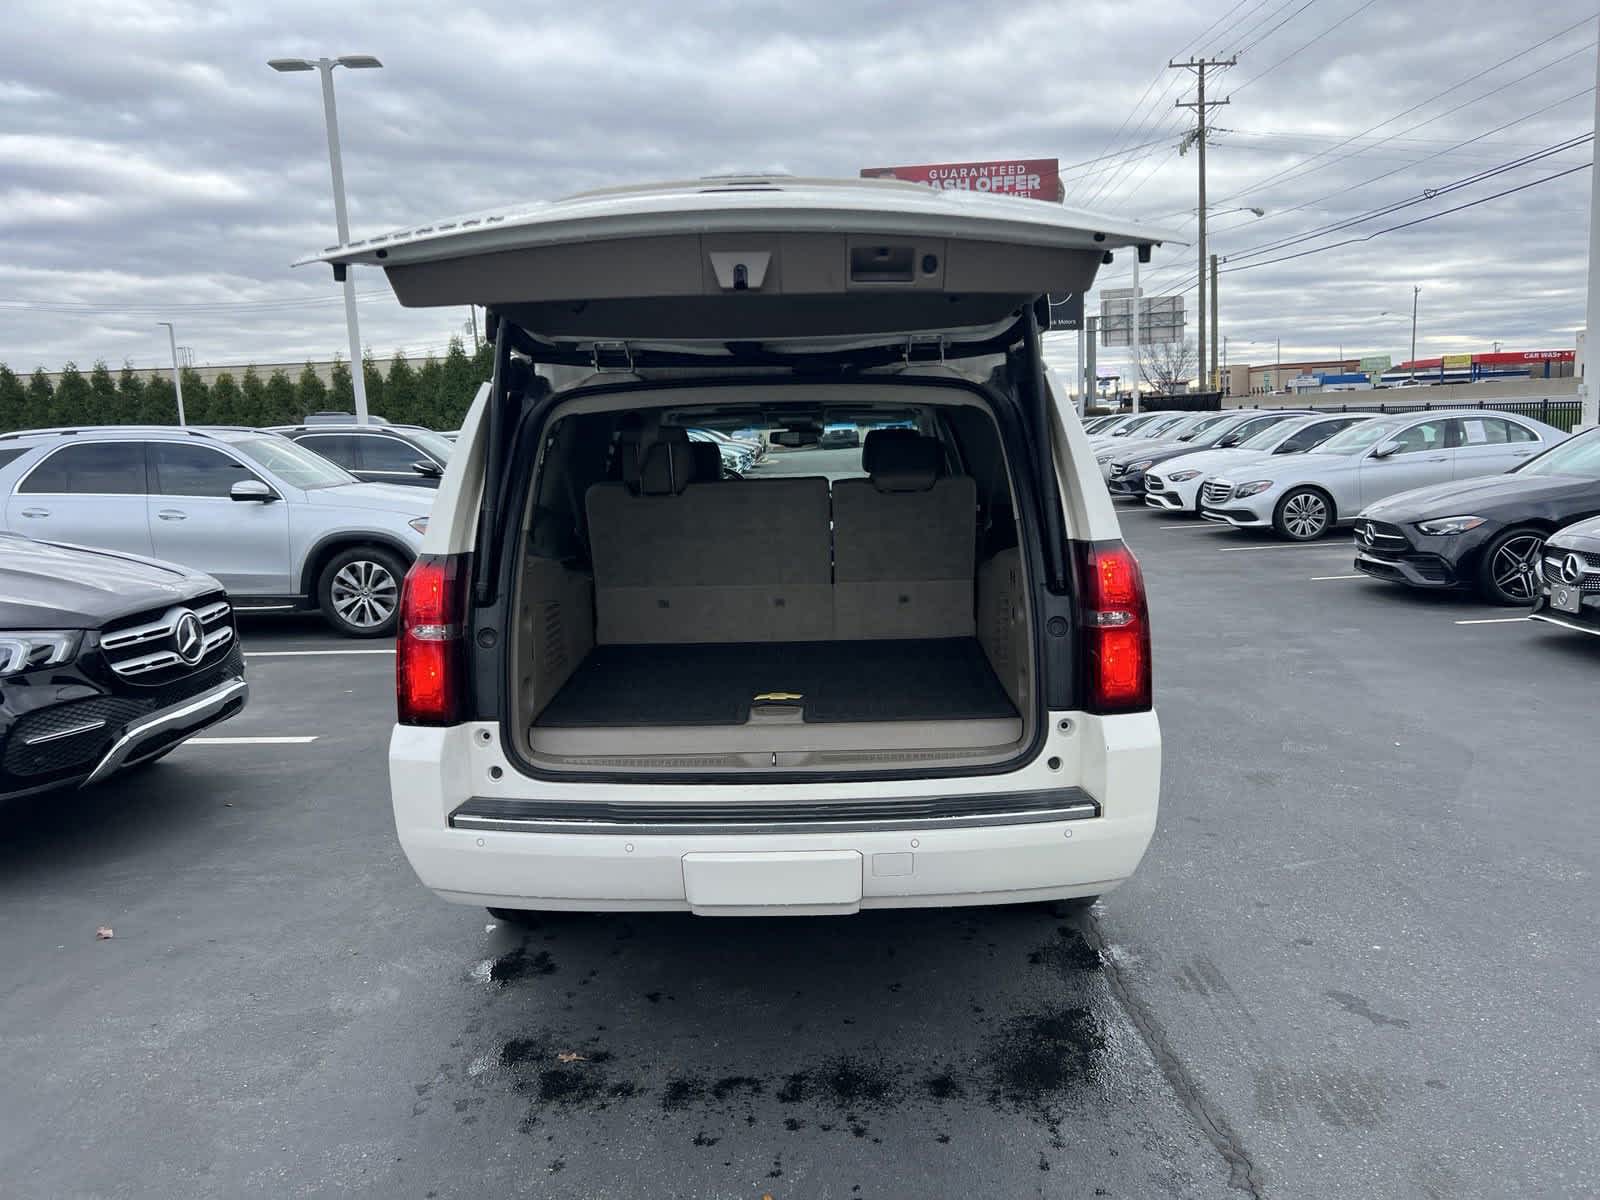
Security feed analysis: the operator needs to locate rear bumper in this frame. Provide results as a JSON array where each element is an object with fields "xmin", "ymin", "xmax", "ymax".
[{"xmin": 389, "ymin": 712, "xmax": 1160, "ymax": 914}]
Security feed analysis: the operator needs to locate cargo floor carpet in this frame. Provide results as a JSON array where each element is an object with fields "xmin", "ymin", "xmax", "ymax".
[{"xmin": 536, "ymin": 638, "xmax": 1017, "ymax": 727}]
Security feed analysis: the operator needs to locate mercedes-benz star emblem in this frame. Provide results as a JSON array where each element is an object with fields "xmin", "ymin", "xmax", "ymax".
[
  {"xmin": 173, "ymin": 611, "xmax": 205, "ymax": 666},
  {"xmin": 1562, "ymin": 553, "xmax": 1586, "ymax": 586},
  {"xmin": 1362, "ymin": 524, "xmax": 1375, "ymax": 546}
]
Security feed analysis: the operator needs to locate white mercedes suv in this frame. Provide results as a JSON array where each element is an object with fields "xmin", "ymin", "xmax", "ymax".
[{"xmin": 307, "ymin": 176, "xmax": 1168, "ymax": 918}]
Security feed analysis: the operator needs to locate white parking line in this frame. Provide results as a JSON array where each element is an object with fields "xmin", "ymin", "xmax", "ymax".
[
  {"xmin": 1158, "ymin": 523, "xmax": 1228, "ymax": 531},
  {"xmin": 1217, "ymin": 543, "xmax": 1349, "ymax": 553},
  {"xmin": 186, "ymin": 736, "xmax": 320, "ymax": 745},
  {"xmin": 1310, "ymin": 574, "xmax": 1367, "ymax": 581},
  {"xmin": 244, "ymin": 649, "xmax": 395, "ymax": 657},
  {"xmin": 1454, "ymin": 617, "xmax": 1530, "ymax": 626}
]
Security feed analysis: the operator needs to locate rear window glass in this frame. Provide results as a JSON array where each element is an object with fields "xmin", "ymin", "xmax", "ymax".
[{"xmin": 21, "ymin": 442, "xmax": 146, "ymax": 494}]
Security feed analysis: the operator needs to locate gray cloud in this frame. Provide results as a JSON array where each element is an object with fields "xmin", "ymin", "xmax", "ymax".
[{"xmin": 2, "ymin": 0, "xmax": 1595, "ymax": 381}]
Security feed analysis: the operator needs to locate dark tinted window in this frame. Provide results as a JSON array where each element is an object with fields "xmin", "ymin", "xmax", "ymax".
[
  {"xmin": 0, "ymin": 448, "xmax": 29, "ymax": 471},
  {"xmin": 151, "ymin": 443, "xmax": 258, "ymax": 497},
  {"xmin": 293, "ymin": 434, "xmax": 363, "ymax": 470},
  {"xmin": 1277, "ymin": 418, "xmax": 1361, "ymax": 454},
  {"xmin": 20, "ymin": 442, "xmax": 146, "ymax": 494},
  {"xmin": 1219, "ymin": 416, "xmax": 1282, "ymax": 447},
  {"xmin": 360, "ymin": 435, "xmax": 431, "ymax": 473}
]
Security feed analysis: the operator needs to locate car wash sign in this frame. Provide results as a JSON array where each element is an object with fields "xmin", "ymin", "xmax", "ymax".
[{"xmin": 860, "ymin": 159, "xmax": 1063, "ymax": 202}]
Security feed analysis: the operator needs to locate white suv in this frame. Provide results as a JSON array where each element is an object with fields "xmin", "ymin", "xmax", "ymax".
[{"xmin": 309, "ymin": 177, "xmax": 1166, "ymax": 917}]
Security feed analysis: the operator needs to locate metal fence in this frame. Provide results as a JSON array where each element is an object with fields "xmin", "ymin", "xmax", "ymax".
[{"xmin": 1238, "ymin": 397, "xmax": 1584, "ymax": 432}]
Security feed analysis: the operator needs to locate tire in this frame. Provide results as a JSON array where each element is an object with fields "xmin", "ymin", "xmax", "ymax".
[
  {"xmin": 317, "ymin": 545, "xmax": 406, "ymax": 638},
  {"xmin": 1273, "ymin": 487, "xmax": 1334, "ymax": 541},
  {"xmin": 1476, "ymin": 527, "xmax": 1546, "ymax": 606}
]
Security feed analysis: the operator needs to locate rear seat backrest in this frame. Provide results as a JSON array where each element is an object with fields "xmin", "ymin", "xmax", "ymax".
[
  {"xmin": 687, "ymin": 441, "xmax": 724, "ymax": 481},
  {"xmin": 586, "ymin": 442, "xmax": 832, "ymax": 643},
  {"xmin": 830, "ymin": 430, "xmax": 977, "ymax": 639}
]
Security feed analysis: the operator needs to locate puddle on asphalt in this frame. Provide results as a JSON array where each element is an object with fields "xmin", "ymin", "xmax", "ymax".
[{"xmin": 436, "ymin": 916, "xmax": 1117, "ymax": 1146}]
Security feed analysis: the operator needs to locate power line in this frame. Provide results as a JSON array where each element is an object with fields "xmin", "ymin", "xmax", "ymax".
[
  {"xmin": 1230, "ymin": 0, "xmax": 1384, "ymax": 95},
  {"xmin": 1207, "ymin": 13, "xmax": 1600, "ymax": 208},
  {"xmin": 1209, "ymin": 91, "xmax": 1595, "ymax": 249},
  {"xmin": 1221, "ymin": 162, "xmax": 1592, "ymax": 274},
  {"xmin": 1235, "ymin": 0, "xmax": 1322, "ymax": 57}
]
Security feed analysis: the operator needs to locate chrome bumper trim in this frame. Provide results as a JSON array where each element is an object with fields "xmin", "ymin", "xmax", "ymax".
[{"xmin": 83, "ymin": 678, "xmax": 249, "ymax": 785}]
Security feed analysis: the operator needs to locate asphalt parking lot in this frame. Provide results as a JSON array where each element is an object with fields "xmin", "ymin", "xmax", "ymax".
[{"xmin": 2, "ymin": 508, "xmax": 1596, "ymax": 1199}]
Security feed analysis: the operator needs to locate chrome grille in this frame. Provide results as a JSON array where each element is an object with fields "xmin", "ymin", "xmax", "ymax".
[
  {"xmin": 1201, "ymin": 480, "xmax": 1233, "ymax": 507},
  {"xmin": 1543, "ymin": 551, "xmax": 1600, "ymax": 593},
  {"xmin": 102, "ymin": 600, "xmax": 234, "ymax": 678}
]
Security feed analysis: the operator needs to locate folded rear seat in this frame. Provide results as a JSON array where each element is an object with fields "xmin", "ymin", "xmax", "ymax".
[
  {"xmin": 586, "ymin": 441, "xmax": 832, "ymax": 644},
  {"xmin": 830, "ymin": 430, "xmax": 978, "ymax": 639}
]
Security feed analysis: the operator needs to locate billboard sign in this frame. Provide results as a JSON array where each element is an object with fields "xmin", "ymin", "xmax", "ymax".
[
  {"xmin": 1047, "ymin": 291, "xmax": 1084, "ymax": 331},
  {"xmin": 1442, "ymin": 353, "xmax": 1473, "ymax": 371},
  {"xmin": 860, "ymin": 158, "xmax": 1063, "ymax": 202},
  {"xmin": 1099, "ymin": 288, "xmax": 1185, "ymax": 346},
  {"xmin": 1358, "ymin": 354, "xmax": 1392, "ymax": 376}
]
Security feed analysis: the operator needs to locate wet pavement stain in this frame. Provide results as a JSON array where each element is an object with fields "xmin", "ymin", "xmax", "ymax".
[
  {"xmin": 984, "ymin": 1005, "xmax": 1106, "ymax": 1114},
  {"xmin": 1027, "ymin": 925, "xmax": 1103, "ymax": 973},
  {"xmin": 487, "ymin": 945, "xmax": 557, "ymax": 985},
  {"xmin": 1324, "ymin": 990, "xmax": 1411, "ymax": 1029}
]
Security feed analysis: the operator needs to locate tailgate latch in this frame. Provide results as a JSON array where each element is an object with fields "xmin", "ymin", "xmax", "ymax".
[
  {"xmin": 904, "ymin": 334, "xmax": 946, "ymax": 364},
  {"xmin": 591, "ymin": 341, "xmax": 634, "ymax": 372}
]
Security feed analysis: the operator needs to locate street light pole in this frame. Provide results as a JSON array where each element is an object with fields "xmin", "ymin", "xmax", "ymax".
[
  {"xmin": 1410, "ymin": 286, "xmax": 1420, "ymax": 383},
  {"xmin": 270, "ymin": 54, "xmax": 382, "ymax": 424},
  {"xmin": 156, "ymin": 322, "xmax": 186, "ymax": 426}
]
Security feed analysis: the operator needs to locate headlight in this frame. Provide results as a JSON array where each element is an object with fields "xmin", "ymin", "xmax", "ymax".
[
  {"xmin": 1233, "ymin": 481, "xmax": 1274, "ymax": 498},
  {"xmin": 1166, "ymin": 469, "xmax": 1202, "ymax": 482},
  {"xmin": 408, "ymin": 517, "xmax": 430, "ymax": 535},
  {"xmin": 1416, "ymin": 516, "xmax": 1486, "ymax": 535},
  {"xmin": 1096, "ymin": 452, "xmax": 1115, "ymax": 463},
  {"xmin": 1127, "ymin": 460, "xmax": 1155, "ymax": 472},
  {"xmin": 0, "ymin": 631, "xmax": 80, "ymax": 676}
]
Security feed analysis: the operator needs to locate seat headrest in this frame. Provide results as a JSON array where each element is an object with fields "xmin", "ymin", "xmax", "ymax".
[
  {"xmin": 863, "ymin": 428, "xmax": 941, "ymax": 492},
  {"xmin": 688, "ymin": 441, "xmax": 724, "ymax": 481},
  {"xmin": 639, "ymin": 440, "xmax": 694, "ymax": 495}
]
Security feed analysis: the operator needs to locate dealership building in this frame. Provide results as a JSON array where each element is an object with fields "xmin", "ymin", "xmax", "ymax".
[{"xmin": 1224, "ymin": 350, "xmax": 1574, "ymax": 396}]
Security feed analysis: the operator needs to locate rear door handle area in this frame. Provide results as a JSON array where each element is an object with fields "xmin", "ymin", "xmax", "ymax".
[
  {"xmin": 19, "ymin": 507, "xmax": 49, "ymax": 518},
  {"xmin": 156, "ymin": 509, "xmax": 188, "ymax": 521},
  {"xmin": 1426, "ymin": 456, "xmax": 1448, "ymax": 462}
]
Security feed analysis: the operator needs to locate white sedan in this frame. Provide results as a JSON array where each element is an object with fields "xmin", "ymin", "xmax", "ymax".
[
  {"xmin": 1144, "ymin": 412, "xmax": 1373, "ymax": 513},
  {"xmin": 1199, "ymin": 410, "xmax": 1569, "ymax": 540}
]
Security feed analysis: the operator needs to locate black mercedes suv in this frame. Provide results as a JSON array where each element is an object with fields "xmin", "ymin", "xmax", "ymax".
[{"xmin": 0, "ymin": 534, "xmax": 248, "ymax": 800}]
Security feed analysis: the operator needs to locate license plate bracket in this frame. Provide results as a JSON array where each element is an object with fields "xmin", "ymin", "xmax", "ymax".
[{"xmin": 1552, "ymin": 584, "xmax": 1583, "ymax": 615}]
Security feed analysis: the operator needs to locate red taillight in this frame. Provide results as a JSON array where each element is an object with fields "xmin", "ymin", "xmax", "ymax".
[
  {"xmin": 1075, "ymin": 541, "xmax": 1152, "ymax": 714},
  {"xmin": 397, "ymin": 554, "xmax": 469, "ymax": 725}
]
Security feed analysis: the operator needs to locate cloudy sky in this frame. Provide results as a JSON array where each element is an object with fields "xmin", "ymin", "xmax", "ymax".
[{"xmin": 3, "ymin": 0, "xmax": 1597, "ymax": 386}]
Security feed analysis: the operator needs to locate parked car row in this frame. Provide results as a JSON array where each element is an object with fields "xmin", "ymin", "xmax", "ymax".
[
  {"xmin": 687, "ymin": 426, "xmax": 766, "ymax": 475},
  {"xmin": 1106, "ymin": 406, "xmax": 1600, "ymax": 634},
  {"xmin": 0, "ymin": 425, "xmax": 435, "ymax": 637}
]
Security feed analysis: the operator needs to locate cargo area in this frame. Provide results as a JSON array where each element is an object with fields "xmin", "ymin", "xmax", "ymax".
[{"xmin": 510, "ymin": 384, "xmax": 1039, "ymax": 773}]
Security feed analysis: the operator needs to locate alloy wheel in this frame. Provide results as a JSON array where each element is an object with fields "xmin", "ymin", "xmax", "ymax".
[
  {"xmin": 1282, "ymin": 492, "xmax": 1329, "ymax": 539},
  {"xmin": 1490, "ymin": 534, "xmax": 1544, "ymax": 603},
  {"xmin": 330, "ymin": 559, "xmax": 399, "ymax": 629}
]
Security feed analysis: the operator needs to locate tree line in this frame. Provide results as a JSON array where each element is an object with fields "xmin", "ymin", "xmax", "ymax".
[{"xmin": 0, "ymin": 337, "xmax": 495, "ymax": 433}]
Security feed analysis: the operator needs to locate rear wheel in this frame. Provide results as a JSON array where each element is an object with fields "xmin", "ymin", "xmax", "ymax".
[
  {"xmin": 317, "ymin": 546, "xmax": 405, "ymax": 638},
  {"xmin": 1274, "ymin": 487, "xmax": 1333, "ymax": 540},
  {"xmin": 1477, "ymin": 527, "xmax": 1545, "ymax": 605}
]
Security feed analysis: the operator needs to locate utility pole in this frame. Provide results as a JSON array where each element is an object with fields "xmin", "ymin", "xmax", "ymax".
[
  {"xmin": 469, "ymin": 306, "xmax": 481, "ymax": 352},
  {"xmin": 1582, "ymin": 22, "xmax": 1600, "ymax": 428},
  {"xmin": 156, "ymin": 322, "xmax": 186, "ymax": 426},
  {"xmin": 1172, "ymin": 54, "xmax": 1235, "ymax": 393},
  {"xmin": 1077, "ymin": 317, "xmax": 1087, "ymax": 415},
  {"xmin": 1209, "ymin": 254, "xmax": 1220, "ymax": 392},
  {"xmin": 1085, "ymin": 316, "xmax": 1099, "ymax": 410},
  {"xmin": 1410, "ymin": 286, "xmax": 1420, "ymax": 382}
]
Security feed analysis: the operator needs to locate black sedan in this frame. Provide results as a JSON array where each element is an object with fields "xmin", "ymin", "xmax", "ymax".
[
  {"xmin": 1531, "ymin": 514, "xmax": 1600, "ymax": 636},
  {"xmin": 0, "ymin": 535, "xmax": 247, "ymax": 801},
  {"xmin": 1352, "ymin": 427, "xmax": 1600, "ymax": 604}
]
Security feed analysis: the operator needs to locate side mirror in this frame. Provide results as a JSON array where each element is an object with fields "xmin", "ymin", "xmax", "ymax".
[
  {"xmin": 412, "ymin": 459, "xmax": 443, "ymax": 479},
  {"xmin": 1371, "ymin": 441, "xmax": 1401, "ymax": 459},
  {"xmin": 230, "ymin": 479, "xmax": 278, "ymax": 503}
]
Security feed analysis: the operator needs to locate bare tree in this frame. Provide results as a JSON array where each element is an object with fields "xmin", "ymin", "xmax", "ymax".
[{"xmin": 1140, "ymin": 339, "xmax": 1198, "ymax": 394}]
